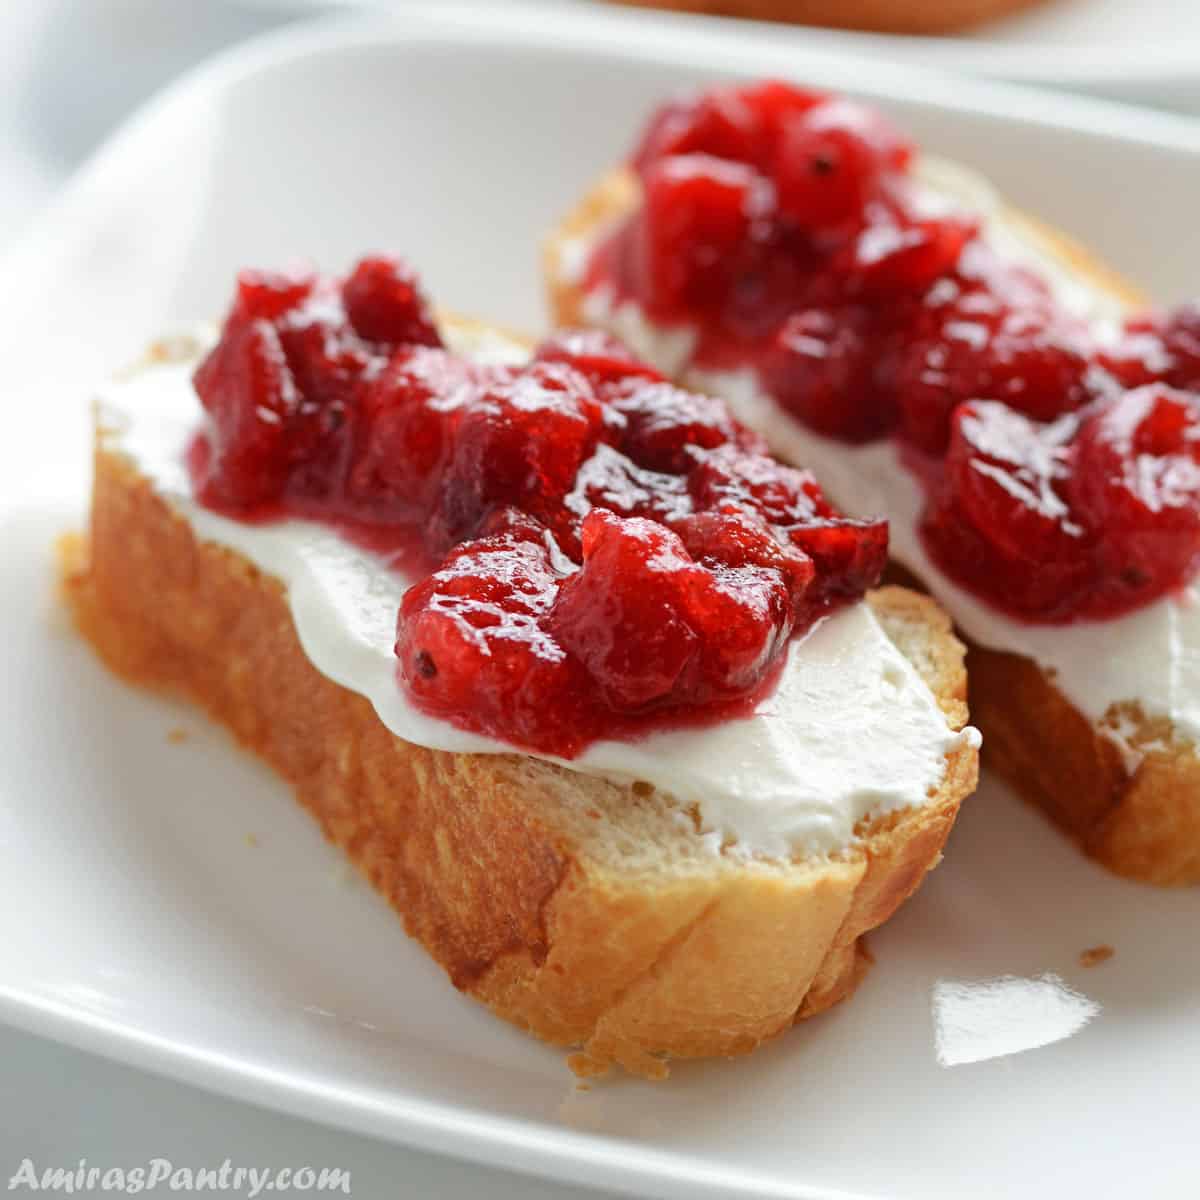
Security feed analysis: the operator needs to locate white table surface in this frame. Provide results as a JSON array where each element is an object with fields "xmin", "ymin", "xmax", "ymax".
[{"xmin": 1, "ymin": 4, "xmax": 1195, "ymax": 1198}]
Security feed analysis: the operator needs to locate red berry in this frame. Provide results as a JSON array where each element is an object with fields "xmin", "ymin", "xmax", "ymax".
[
  {"xmin": 952, "ymin": 402, "xmax": 1082, "ymax": 560},
  {"xmin": 738, "ymin": 79, "xmax": 826, "ymax": 132},
  {"xmin": 1069, "ymin": 385, "xmax": 1200, "ymax": 610},
  {"xmin": 673, "ymin": 509, "xmax": 814, "ymax": 608},
  {"xmin": 765, "ymin": 307, "xmax": 888, "ymax": 442},
  {"xmin": 605, "ymin": 376, "xmax": 741, "ymax": 472},
  {"xmin": 897, "ymin": 305, "xmax": 1093, "ymax": 455},
  {"xmin": 192, "ymin": 317, "xmax": 303, "ymax": 508},
  {"xmin": 192, "ymin": 250, "xmax": 894, "ymax": 757},
  {"xmin": 922, "ymin": 401, "xmax": 1093, "ymax": 618},
  {"xmin": 680, "ymin": 562, "xmax": 795, "ymax": 695},
  {"xmin": 430, "ymin": 362, "xmax": 603, "ymax": 551},
  {"xmin": 396, "ymin": 526, "xmax": 587, "ymax": 753},
  {"xmin": 551, "ymin": 511, "xmax": 702, "ymax": 710},
  {"xmin": 234, "ymin": 267, "xmax": 317, "ymax": 322},
  {"xmin": 637, "ymin": 154, "xmax": 770, "ymax": 315},
  {"xmin": 687, "ymin": 444, "xmax": 832, "ymax": 526},
  {"xmin": 773, "ymin": 98, "xmax": 912, "ymax": 230},
  {"xmin": 787, "ymin": 518, "xmax": 888, "ymax": 607},
  {"xmin": 346, "ymin": 347, "xmax": 478, "ymax": 516},
  {"xmin": 1095, "ymin": 316, "xmax": 1173, "ymax": 390},
  {"xmin": 341, "ymin": 255, "xmax": 441, "ymax": 348},
  {"xmin": 853, "ymin": 215, "xmax": 976, "ymax": 296}
]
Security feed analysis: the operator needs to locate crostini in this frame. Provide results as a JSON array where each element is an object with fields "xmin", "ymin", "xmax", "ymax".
[
  {"xmin": 545, "ymin": 79, "xmax": 1200, "ymax": 885},
  {"xmin": 65, "ymin": 257, "xmax": 978, "ymax": 1077}
]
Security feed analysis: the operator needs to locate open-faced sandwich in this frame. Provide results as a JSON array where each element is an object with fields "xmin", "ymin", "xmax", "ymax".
[
  {"xmin": 545, "ymin": 79, "xmax": 1200, "ymax": 886},
  {"xmin": 64, "ymin": 256, "xmax": 978, "ymax": 1077}
]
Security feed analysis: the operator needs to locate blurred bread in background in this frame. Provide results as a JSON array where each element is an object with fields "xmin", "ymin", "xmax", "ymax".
[{"xmin": 605, "ymin": 0, "xmax": 1052, "ymax": 34}]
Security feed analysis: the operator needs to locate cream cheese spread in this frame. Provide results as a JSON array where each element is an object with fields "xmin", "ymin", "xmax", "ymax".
[{"xmin": 95, "ymin": 326, "xmax": 971, "ymax": 861}]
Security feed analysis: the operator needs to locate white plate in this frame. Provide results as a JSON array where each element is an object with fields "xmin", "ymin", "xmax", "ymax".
[
  {"xmin": 238, "ymin": 0, "xmax": 1200, "ymax": 113},
  {"xmin": 2, "ymin": 9, "xmax": 1198, "ymax": 1199}
]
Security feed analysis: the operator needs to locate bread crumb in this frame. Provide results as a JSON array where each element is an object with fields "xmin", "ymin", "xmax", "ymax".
[
  {"xmin": 245, "ymin": 832, "xmax": 260, "ymax": 848},
  {"xmin": 166, "ymin": 726, "xmax": 190, "ymax": 744},
  {"xmin": 1079, "ymin": 945, "xmax": 1114, "ymax": 968},
  {"xmin": 567, "ymin": 1051, "xmax": 609, "ymax": 1079}
]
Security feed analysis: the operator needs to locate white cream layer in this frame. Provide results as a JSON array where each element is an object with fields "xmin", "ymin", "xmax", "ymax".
[
  {"xmin": 568, "ymin": 155, "xmax": 1200, "ymax": 748},
  {"xmin": 95, "ymin": 329, "xmax": 971, "ymax": 861}
]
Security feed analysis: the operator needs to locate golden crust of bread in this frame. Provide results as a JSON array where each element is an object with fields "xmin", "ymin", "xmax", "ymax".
[
  {"xmin": 604, "ymin": 0, "xmax": 1049, "ymax": 35},
  {"xmin": 965, "ymin": 648, "xmax": 1200, "ymax": 886},
  {"xmin": 64, "ymin": 341, "xmax": 976, "ymax": 1077},
  {"xmin": 544, "ymin": 166, "xmax": 1200, "ymax": 887}
]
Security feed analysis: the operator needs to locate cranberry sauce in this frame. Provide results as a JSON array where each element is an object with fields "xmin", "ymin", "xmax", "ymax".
[
  {"xmin": 190, "ymin": 259, "xmax": 886, "ymax": 756},
  {"xmin": 588, "ymin": 80, "xmax": 1200, "ymax": 622}
]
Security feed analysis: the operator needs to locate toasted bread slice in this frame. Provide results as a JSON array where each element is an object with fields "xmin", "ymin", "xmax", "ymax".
[
  {"xmin": 545, "ymin": 167, "xmax": 1200, "ymax": 887},
  {"xmin": 63, "ymin": 320, "xmax": 978, "ymax": 1078},
  {"xmin": 604, "ymin": 0, "xmax": 1049, "ymax": 35}
]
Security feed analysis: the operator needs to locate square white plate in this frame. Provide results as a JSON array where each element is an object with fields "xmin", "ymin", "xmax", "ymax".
[{"xmin": 2, "ymin": 8, "xmax": 1198, "ymax": 1198}]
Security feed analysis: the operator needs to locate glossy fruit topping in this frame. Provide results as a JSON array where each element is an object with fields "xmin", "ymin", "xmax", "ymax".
[
  {"xmin": 921, "ymin": 386, "xmax": 1200, "ymax": 620},
  {"xmin": 588, "ymin": 80, "xmax": 1200, "ymax": 622},
  {"xmin": 193, "ymin": 258, "xmax": 886, "ymax": 755}
]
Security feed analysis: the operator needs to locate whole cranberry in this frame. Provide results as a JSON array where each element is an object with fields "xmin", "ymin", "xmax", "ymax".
[
  {"xmin": 396, "ymin": 527, "xmax": 588, "ymax": 753},
  {"xmin": 192, "ymin": 317, "xmax": 303, "ymax": 508},
  {"xmin": 949, "ymin": 401, "xmax": 1083, "ymax": 562},
  {"xmin": 897, "ymin": 305, "xmax": 1093, "ymax": 455},
  {"xmin": 346, "ymin": 347, "xmax": 478, "ymax": 516},
  {"xmin": 233, "ymin": 266, "xmax": 317, "ymax": 322},
  {"xmin": 1069, "ymin": 385, "xmax": 1200, "ymax": 610},
  {"xmin": 636, "ymin": 154, "xmax": 771, "ymax": 315},
  {"xmin": 680, "ymin": 562, "xmax": 795, "ymax": 695},
  {"xmin": 765, "ymin": 307, "xmax": 887, "ymax": 442},
  {"xmin": 922, "ymin": 400, "xmax": 1094, "ymax": 618},
  {"xmin": 341, "ymin": 255, "xmax": 441, "ymax": 348},
  {"xmin": 738, "ymin": 79, "xmax": 826, "ymax": 133},
  {"xmin": 1097, "ymin": 305, "xmax": 1200, "ymax": 394},
  {"xmin": 687, "ymin": 444, "xmax": 831, "ymax": 526},
  {"xmin": 604, "ymin": 376, "xmax": 741, "ymax": 472},
  {"xmin": 430, "ymin": 362, "xmax": 603, "ymax": 551},
  {"xmin": 1095, "ymin": 315, "xmax": 1174, "ymax": 390},
  {"xmin": 551, "ymin": 511, "xmax": 703, "ymax": 710},
  {"xmin": 852, "ymin": 215, "xmax": 976, "ymax": 296},
  {"xmin": 773, "ymin": 97, "xmax": 912, "ymax": 231},
  {"xmin": 787, "ymin": 517, "xmax": 888, "ymax": 606},
  {"xmin": 673, "ymin": 509, "xmax": 814, "ymax": 609}
]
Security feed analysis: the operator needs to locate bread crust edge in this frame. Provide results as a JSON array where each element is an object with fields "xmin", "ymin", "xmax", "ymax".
[{"xmin": 603, "ymin": 0, "xmax": 1050, "ymax": 36}]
